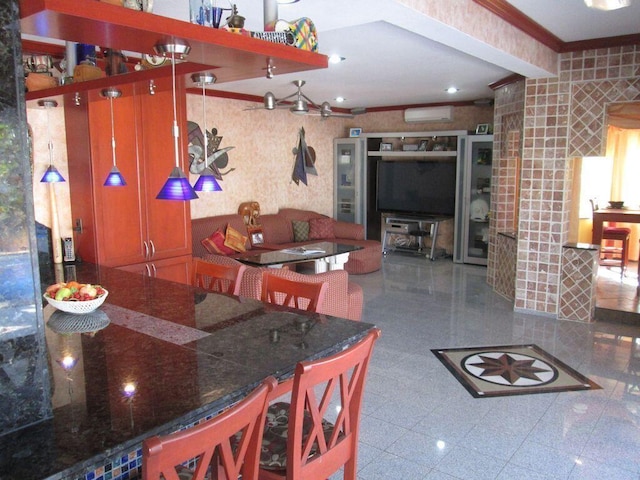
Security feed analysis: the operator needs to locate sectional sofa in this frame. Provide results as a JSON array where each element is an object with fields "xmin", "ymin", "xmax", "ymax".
[{"xmin": 191, "ymin": 208, "xmax": 381, "ymax": 275}]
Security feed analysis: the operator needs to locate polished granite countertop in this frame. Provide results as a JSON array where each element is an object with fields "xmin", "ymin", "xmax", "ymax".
[{"xmin": 0, "ymin": 262, "xmax": 374, "ymax": 480}]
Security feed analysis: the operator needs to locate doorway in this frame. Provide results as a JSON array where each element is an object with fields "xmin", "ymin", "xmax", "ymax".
[{"xmin": 576, "ymin": 102, "xmax": 640, "ymax": 316}]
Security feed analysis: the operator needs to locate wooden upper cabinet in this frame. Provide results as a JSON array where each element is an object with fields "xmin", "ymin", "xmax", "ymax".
[{"xmin": 66, "ymin": 76, "xmax": 191, "ymax": 268}]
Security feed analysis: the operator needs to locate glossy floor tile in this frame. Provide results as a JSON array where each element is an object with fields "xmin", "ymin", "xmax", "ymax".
[{"xmin": 346, "ymin": 254, "xmax": 640, "ymax": 480}]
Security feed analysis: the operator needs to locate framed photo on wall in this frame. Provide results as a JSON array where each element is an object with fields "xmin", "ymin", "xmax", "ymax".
[
  {"xmin": 380, "ymin": 143, "xmax": 393, "ymax": 151},
  {"xmin": 349, "ymin": 127, "xmax": 362, "ymax": 137},
  {"xmin": 247, "ymin": 227, "xmax": 264, "ymax": 248},
  {"xmin": 475, "ymin": 123, "xmax": 490, "ymax": 134}
]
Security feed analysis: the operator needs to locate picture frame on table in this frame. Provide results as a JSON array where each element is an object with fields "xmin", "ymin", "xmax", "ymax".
[
  {"xmin": 247, "ymin": 227, "xmax": 264, "ymax": 247},
  {"xmin": 380, "ymin": 142, "xmax": 393, "ymax": 151},
  {"xmin": 417, "ymin": 139, "xmax": 429, "ymax": 151},
  {"xmin": 349, "ymin": 127, "xmax": 362, "ymax": 138},
  {"xmin": 475, "ymin": 123, "xmax": 490, "ymax": 135}
]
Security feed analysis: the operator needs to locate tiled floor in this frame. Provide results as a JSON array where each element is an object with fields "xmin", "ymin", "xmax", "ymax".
[{"xmin": 346, "ymin": 253, "xmax": 640, "ymax": 480}]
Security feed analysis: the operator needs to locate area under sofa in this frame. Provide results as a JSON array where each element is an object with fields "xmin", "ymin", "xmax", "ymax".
[{"xmin": 191, "ymin": 208, "xmax": 382, "ymax": 275}]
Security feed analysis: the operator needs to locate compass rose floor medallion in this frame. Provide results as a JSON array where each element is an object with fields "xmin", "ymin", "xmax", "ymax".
[{"xmin": 432, "ymin": 344, "xmax": 601, "ymax": 398}]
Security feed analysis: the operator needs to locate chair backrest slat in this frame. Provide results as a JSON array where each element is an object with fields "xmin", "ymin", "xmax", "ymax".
[
  {"xmin": 260, "ymin": 271, "xmax": 328, "ymax": 313},
  {"xmin": 192, "ymin": 258, "xmax": 246, "ymax": 296}
]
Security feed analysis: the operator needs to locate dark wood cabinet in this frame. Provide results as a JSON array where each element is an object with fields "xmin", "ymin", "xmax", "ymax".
[{"xmin": 66, "ymin": 75, "xmax": 192, "ymax": 283}]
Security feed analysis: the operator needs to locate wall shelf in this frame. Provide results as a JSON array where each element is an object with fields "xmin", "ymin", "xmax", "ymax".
[
  {"xmin": 25, "ymin": 61, "xmax": 210, "ymax": 101},
  {"xmin": 20, "ymin": 0, "xmax": 328, "ymax": 85}
]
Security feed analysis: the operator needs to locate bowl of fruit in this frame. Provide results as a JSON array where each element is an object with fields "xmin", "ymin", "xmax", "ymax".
[{"xmin": 44, "ymin": 281, "xmax": 108, "ymax": 314}]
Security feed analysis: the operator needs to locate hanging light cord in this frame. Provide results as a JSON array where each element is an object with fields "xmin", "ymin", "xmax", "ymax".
[
  {"xmin": 109, "ymin": 95, "xmax": 117, "ymax": 167},
  {"xmin": 46, "ymin": 104, "xmax": 54, "ymax": 166},
  {"xmin": 171, "ymin": 49, "xmax": 180, "ymax": 169},
  {"xmin": 202, "ymin": 80, "xmax": 208, "ymax": 165}
]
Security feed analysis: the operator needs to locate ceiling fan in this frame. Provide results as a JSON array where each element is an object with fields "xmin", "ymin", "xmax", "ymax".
[{"xmin": 251, "ymin": 80, "xmax": 355, "ymax": 118}]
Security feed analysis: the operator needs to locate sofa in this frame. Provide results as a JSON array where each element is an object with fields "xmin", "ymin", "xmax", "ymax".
[
  {"xmin": 200, "ymin": 254, "xmax": 364, "ymax": 321},
  {"xmin": 191, "ymin": 208, "xmax": 381, "ymax": 275}
]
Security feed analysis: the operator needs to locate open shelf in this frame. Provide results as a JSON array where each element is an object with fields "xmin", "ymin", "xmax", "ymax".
[
  {"xmin": 20, "ymin": 0, "xmax": 327, "ymax": 85},
  {"xmin": 367, "ymin": 151, "xmax": 457, "ymax": 158}
]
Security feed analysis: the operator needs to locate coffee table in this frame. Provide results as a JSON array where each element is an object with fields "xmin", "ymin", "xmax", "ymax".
[{"xmin": 237, "ymin": 241, "xmax": 362, "ymax": 273}]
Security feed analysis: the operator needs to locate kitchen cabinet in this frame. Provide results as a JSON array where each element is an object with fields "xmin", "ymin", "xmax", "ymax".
[
  {"xmin": 333, "ymin": 138, "xmax": 364, "ymax": 225},
  {"xmin": 459, "ymin": 134, "xmax": 493, "ymax": 265},
  {"xmin": 65, "ymin": 75, "xmax": 192, "ymax": 283},
  {"xmin": 116, "ymin": 254, "xmax": 193, "ymax": 285}
]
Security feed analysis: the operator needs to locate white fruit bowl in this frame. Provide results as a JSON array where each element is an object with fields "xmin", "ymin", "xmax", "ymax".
[{"xmin": 44, "ymin": 290, "xmax": 109, "ymax": 314}]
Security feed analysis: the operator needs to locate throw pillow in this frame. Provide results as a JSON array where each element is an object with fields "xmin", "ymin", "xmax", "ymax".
[
  {"xmin": 201, "ymin": 230, "xmax": 235, "ymax": 255},
  {"xmin": 308, "ymin": 217, "xmax": 335, "ymax": 240},
  {"xmin": 224, "ymin": 224, "xmax": 248, "ymax": 252},
  {"xmin": 292, "ymin": 220, "xmax": 310, "ymax": 242}
]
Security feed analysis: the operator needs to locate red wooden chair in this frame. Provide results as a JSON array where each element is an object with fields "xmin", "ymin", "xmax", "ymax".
[
  {"xmin": 192, "ymin": 258, "xmax": 246, "ymax": 296},
  {"xmin": 142, "ymin": 377, "xmax": 277, "ymax": 480},
  {"xmin": 260, "ymin": 271, "xmax": 328, "ymax": 313},
  {"xmin": 258, "ymin": 328, "xmax": 381, "ymax": 480}
]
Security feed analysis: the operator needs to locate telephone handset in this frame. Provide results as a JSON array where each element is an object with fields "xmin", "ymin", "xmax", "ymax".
[{"xmin": 62, "ymin": 237, "xmax": 75, "ymax": 263}]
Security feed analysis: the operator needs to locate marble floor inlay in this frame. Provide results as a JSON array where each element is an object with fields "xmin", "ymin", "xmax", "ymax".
[{"xmin": 432, "ymin": 344, "xmax": 601, "ymax": 398}]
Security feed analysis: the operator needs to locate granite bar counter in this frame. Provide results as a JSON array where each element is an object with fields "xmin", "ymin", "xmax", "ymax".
[{"xmin": 0, "ymin": 262, "xmax": 374, "ymax": 480}]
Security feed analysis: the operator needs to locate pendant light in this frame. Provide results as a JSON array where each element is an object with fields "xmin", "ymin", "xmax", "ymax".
[
  {"xmin": 101, "ymin": 87, "xmax": 127, "ymax": 186},
  {"xmin": 38, "ymin": 99, "xmax": 65, "ymax": 183},
  {"xmin": 191, "ymin": 72, "xmax": 222, "ymax": 192},
  {"xmin": 154, "ymin": 42, "xmax": 198, "ymax": 201}
]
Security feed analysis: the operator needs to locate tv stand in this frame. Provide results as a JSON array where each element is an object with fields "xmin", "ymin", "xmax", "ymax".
[{"xmin": 381, "ymin": 213, "xmax": 450, "ymax": 260}]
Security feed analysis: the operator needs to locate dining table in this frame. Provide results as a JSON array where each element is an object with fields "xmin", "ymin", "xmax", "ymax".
[
  {"xmin": 0, "ymin": 262, "xmax": 375, "ymax": 480},
  {"xmin": 591, "ymin": 208, "xmax": 640, "ymax": 245}
]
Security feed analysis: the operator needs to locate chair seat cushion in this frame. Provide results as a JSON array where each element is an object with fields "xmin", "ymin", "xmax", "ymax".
[
  {"xmin": 259, "ymin": 402, "xmax": 335, "ymax": 471},
  {"xmin": 603, "ymin": 226, "xmax": 631, "ymax": 235}
]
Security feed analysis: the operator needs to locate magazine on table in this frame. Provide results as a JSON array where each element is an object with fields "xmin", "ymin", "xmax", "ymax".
[{"xmin": 282, "ymin": 246, "xmax": 326, "ymax": 255}]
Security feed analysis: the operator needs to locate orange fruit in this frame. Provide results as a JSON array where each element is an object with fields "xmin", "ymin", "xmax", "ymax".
[{"xmin": 66, "ymin": 281, "xmax": 81, "ymax": 290}]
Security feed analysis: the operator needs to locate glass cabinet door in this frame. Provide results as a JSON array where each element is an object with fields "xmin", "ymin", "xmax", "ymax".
[
  {"xmin": 334, "ymin": 138, "xmax": 362, "ymax": 224},
  {"xmin": 464, "ymin": 135, "xmax": 493, "ymax": 265}
]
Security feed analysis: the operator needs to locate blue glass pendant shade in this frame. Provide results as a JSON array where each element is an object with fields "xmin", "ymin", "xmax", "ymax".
[
  {"xmin": 104, "ymin": 166, "xmax": 127, "ymax": 186},
  {"xmin": 193, "ymin": 168, "xmax": 222, "ymax": 192},
  {"xmin": 40, "ymin": 165, "xmax": 65, "ymax": 183},
  {"xmin": 156, "ymin": 166, "xmax": 199, "ymax": 200}
]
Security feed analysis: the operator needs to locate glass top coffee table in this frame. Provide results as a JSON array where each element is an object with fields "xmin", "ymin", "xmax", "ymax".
[{"xmin": 237, "ymin": 241, "xmax": 362, "ymax": 273}]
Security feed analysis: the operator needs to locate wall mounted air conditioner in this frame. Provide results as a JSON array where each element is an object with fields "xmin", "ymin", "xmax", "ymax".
[{"xmin": 404, "ymin": 106, "xmax": 454, "ymax": 123}]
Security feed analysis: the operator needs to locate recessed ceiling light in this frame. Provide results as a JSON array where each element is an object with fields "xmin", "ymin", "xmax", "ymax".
[
  {"xmin": 584, "ymin": 0, "xmax": 630, "ymax": 10},
  {"xmin": 328, "ymin": 54, "xmax": 346, "ymax": 64},
  {"xmin": 446, "ymin": 87, "xmax": 459, "ymax": 94},
  {"xmin": 278, "ymin": 0, "xmax": 300, "ymax": 4},
  {"xmin": 335, "ymin": 97, "xmax": 345, "ymax": 103}
]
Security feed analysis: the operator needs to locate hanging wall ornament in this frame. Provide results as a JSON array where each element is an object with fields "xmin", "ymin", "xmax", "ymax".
[
  {"xmin": 187, "ymin": 121, "xmax": 235, "ymax": 179},
  {"xmin": 291, "ymin": 127, "xmax": 317, "ymax": 185}
]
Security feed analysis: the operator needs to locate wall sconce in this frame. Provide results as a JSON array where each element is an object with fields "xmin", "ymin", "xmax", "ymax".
[
  {"xmin": 101, "ymin": 87, "xmax": 127, "ymax": 187},
  {"xmin": 154, "ymin": 42, "xmax": 199, "ymax": 201},
  {"xmin": 191, "ymin": 72, "xmax": 222, "ymax": 192}
]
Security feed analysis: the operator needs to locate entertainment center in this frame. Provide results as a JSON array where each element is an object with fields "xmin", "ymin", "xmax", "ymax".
[{"xmin": 333, "ymin": 130, "xmax": 494, "ymax": 265}]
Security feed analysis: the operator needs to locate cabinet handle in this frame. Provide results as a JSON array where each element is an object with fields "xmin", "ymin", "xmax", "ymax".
[
  {"xmin": 145, "ymin": 263, "xmax": 151, "ymax": 277},
  {"xmin": 143, "ymin": 241, "xmax": 149, "ymax": 259},
  {"xmin": 151, "ymin": 263, "xmax": 157, "ymax": 277},
  {"xmin": 149, "ymin": 240, "xmax": 156, "ymax": 258}
]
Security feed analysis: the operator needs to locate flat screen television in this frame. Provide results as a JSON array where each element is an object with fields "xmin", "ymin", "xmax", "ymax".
[{"xmin": 376, "ymin": 160, "xmax": 457, "ymax": 216}]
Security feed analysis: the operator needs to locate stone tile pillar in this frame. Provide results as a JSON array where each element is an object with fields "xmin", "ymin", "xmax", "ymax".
[
  {"xmin": 559, "ymin": 243, "xmax": 599, "ymax": 323},
  {"xmin": 494, "ymin": 232, "xmax": 517, "ymax": 301}
]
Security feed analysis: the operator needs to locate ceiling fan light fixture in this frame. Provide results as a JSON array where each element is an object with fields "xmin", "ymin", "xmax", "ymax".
[
  {"xmin": 584, "ymin": 0, "xmax": 630, "ymax": 9},
  {"xmin": 264, "ymin": 92, "xmax": 276, "ymax": 110}
]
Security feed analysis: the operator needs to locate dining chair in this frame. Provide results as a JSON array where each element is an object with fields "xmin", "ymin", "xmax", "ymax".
[
  {"xmin": 258, "ymin": 328, "xmax": 381, "ymax": 480},
  {"xmin": 142, "ymin": 376, "xmax": 277, "ymax": 480},
  {"xmin": 192, "ymin": 258, "xmax": 246, "ymax": 296},
  {"xmin": 260, "ymin": 271, "xmax": 328, "ymax": 312},
  {"xmin": 589, "ymin": 198, "xmax": 631, "ymax": 277}
]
